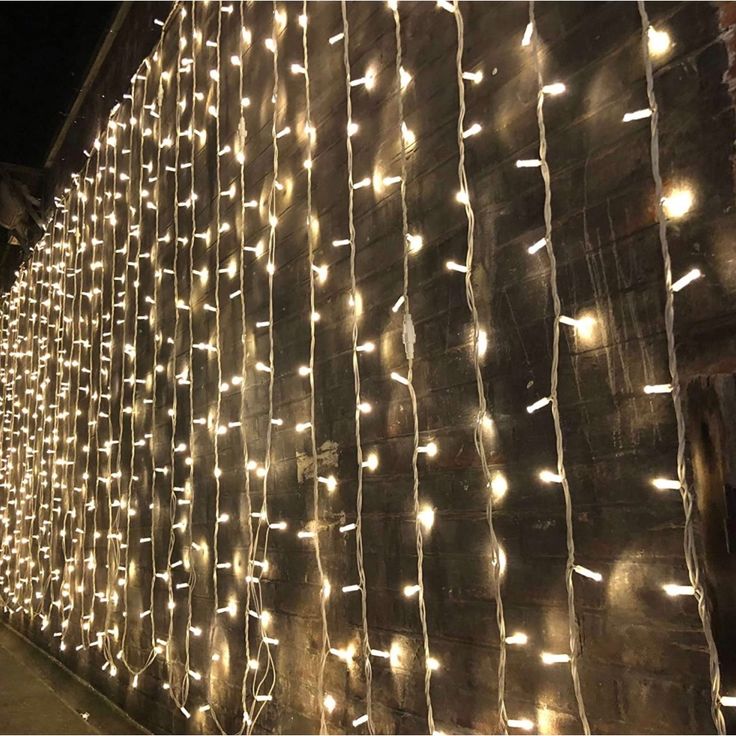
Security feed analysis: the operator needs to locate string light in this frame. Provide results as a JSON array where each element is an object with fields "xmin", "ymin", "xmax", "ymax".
[
  {"xmin": 0, "ymin": 4, "xmax": 722, "ymax": 736},
  {"xmin": 300, "ymin": 7, "xmax": 332, "ymax": 729},
  {"xmin": 528, "ymin": 5, "xmax": 590, "ymax": 731},
  {"xmin": 637, "ymin": 2, "xmax": 725, "ymax": 732},
  {"xmin": 452, "ymin": 3, "xmax": 509, "ymax": 732},
  {"xmin": 340, "ymin": 3, "xmax": 374, "ymax": 730}
]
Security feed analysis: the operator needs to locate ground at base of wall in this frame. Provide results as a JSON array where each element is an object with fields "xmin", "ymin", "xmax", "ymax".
[{"xmin": 0, "ymin": 622, "xmax": 147, "ymax": 735}]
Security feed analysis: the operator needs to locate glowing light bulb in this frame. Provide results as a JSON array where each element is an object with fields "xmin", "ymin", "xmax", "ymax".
[
  {"xmin": 647, "ymin": 26, "xmax": 672, "ymax": 57},
  {"xmin": 541, "ymin": 652, "xmax": 571, "ymax": 665},
  {"xmin": 505, "ymin": 632, "xmax": 528, "ymax": 645},
  {"xmin": 319, "ymin": 475, "xmax": 337, "ymax": 492},
  {"xmin": 662, "ymin": 188, "xmax": 693, "ymax": 219},
  {"xmin": 671, "ymin": 268, "xmax": 702, "ymax": 292},
  {"xmin": 559, "ymin": 314, "xmax": 596, "ymax": 339},
  {"xmin": 462, "ymin": 70, "xmax": 483, "ymax": 84},
  {"xmin": 542, "ymin": 82, "xmax": 566, "ymax": 96},
  {"xmin": 400, "ymin": 66, "xmax": 412, "ymax": 90},
  {"xmin": 418, "ymin": 442, "xmax": 438, "ymax": 457},
  {"xmin": 539, "ymin": 470, "xmax": 563, "ymax": 484},
  {"xmin": 663, "ymin": 583, "xmax": 694, "ymax": 597},
  {"xmin": 652, "ymin": 478, "xmax": 680, "ymax": 491},
  {"xmin": 445, "ymin": 260, "xmax": 467, "ymax": 273},
  {"xmin": 516, "ymin": 159, "xmax": 542, "ymax": 168},
  {"xmin": 401, "ymin": 123, "xmax": 415, "ymax": 146},
  {"xmin": 490, "ymin": 473, "xmax": 508, "ymax": 500},
  {"xmin": 622, "ymin": 108, "xmax": 652, "ymax": 123},
  {"xmin": 573, "ymin": 565, "xmax": 603, "ymax": 582},
  {"xmin": 521, "ymin": 22, "xmax": 533, "ymax": 47},
  {"xmin": 477, "ymin": 329, "xmax": 488, "ymax": 356},
  {"xmin": 407, "ymin": 233, "xmax": 423, "ymax": 253},
  {"xmin": 526, "ymin": 397, "xmax": 550, "ymax": 414},
  {"xmin": 418, "ymin": 506, "xmax": 435, "ymax": 530},
  {"xmin": 463, "ymin": 123, "xmax": 482, "ymax": 138},
  {"xmin": 644, "ymin": 383, "xmax": 672, "ymax": 394},
  {"xmin": 508, "ymin": 718, "xmax": 534, "ymax": 731},
  {"xmin": 363, "ymin": 453, "xmax": 379, "ymax": 471}
]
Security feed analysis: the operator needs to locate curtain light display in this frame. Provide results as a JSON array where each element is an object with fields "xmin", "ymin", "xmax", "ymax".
[{"xmin": 0, "ymin": 1, "xmax": 732, "ymax": 734}]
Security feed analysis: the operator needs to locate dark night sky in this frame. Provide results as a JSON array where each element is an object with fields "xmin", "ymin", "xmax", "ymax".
[{"xmin": 0, "ymin": 3, "xmax": 119, "ymax": 169}]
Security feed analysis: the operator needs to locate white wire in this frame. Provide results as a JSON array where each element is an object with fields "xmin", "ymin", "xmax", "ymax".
[
  {"xmin": 245, "ymin": 5, "xmax": 281, "ymax": 730},
  {"xmin": 528, "ymin": 4, "xmax": 590, "ymax": 733},
  {"xmin": 636, "ymin": 2, "xmax": 725, "ymax": 733},
  {"xmin": 452, "ymin": 2, "xmax": 509, "ymax": 732},
  {"xmin": 301, "ymin": 5, "xmax": 332, "ymax": 734},
  {"xmin": 390, "ymin": 4, "xmax": 435, "ymax": 733},
  {"xmin": 340, "ymin": 2, "xmax": 374, "ymax": 731},
  {"xmin": 235, "ymin": 0, "xmax": 256, "ymax": 730}
]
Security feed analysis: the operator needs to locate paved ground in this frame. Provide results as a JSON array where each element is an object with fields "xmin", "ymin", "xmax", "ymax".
[{"xmin": 0, "ymin": 622, "xmax": 146, "ymax": 734}]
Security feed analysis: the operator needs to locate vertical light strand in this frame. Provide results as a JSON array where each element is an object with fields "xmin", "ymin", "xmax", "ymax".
[
  {"xmin": 13, "ymin": 246, "xmax": 40, "ymax": 617},
  {"xmin": 52, "ymin": 204, "xmax": 77, "ymax": 629},
  {"xmin": 60, "ymin": 173, "xmax": 90, "ymax": 647},
  {"xmin": 38, "ymin": 232, "xmax": 60, "ymax": 622},
  {"xmin": 7, "ymin": 259, "xmax": 27, "ymax": 613},
  {"xmin": 234, "ymin": 3, "xmax": 256, "ymax": 730},
  {"xmin": 0, "ymin": 296, "xmax": 13, "ymax": 607},
  {"xmin": 528, "ymin": 4, "xmax": 590, "ymax": 733},
  {"xmin": 211, "ymin": 0, "xmax": 225, "ymax": 640},
  {"xmin": 19, "ymin": 242, "xmax": 46, "ymax": 618},
  {"xmin": 148, "ymin": 45, "xmax": 167, "ymax": 664},
  {"xmin": 56, "ymin": 183, "xmax": 85, "ymax": 644},
  {"xmin": 7, "ymin": 270, "xmax": 28, "ymax": 615},
  {"xmin": 6, "ymin": 267, "xmax": 29, "ymax": 615},
  {"xmin": 1, "ymin": 277, "xmax": 25, "ymax": 613},
  {"xmin": 0, "ymin": 288, "xmax": 15, "ymax": 606},
  {"xmin": 79, "ymin": 137, "xmax": 104, "ymax": 647},
  {"xmin": 165, "ymin": 2, "xmax": 187, "ymax": 695},
  {"xmin": 102, "ymin": 113, "xmax": 122, "ymax": 659},
  {"xmin": 636, "ymin": 2, "xmax": 725, "ymax": 732},
  {"xmin": 36, "ymin": 233, "xmax": 60, "ymax": 620},
  {"xmin": 85, "ymin": 137, "xmax": 108, "ymax": 645},
  {"xmin": 118, "ymin": 65, "xmax": 148, "ymax": 665},
  {"xmin": 389, "ymin": 4, "xmax": 435, "ymax": 733},
  {"xmin": 52, "ymin": 226, "xmax": 77, "ymax": 625},
  {"xmin": 178, "ymin": 0, "xmax": 200, "ymax": 712},
  {"xmin": 142, "ymin": 57, "xmax": 160, "ymax": 661},
  {"xmin": 339, "ymin": 3, "xmax": 375, "ymax": 732},
  {"xmin": 300, "ymin": 5, "xmax": 331, "ymax": 733},
  {"xmin": 451, "ymin": 2, "xmax": 509, "ymax": 732},
  {"xmin": 119, "ymin": 59, "xmax": 158, "ymax": 675},
  {"xmin": 246, "ymin": 5, "xmax": 282, "ymax": 729},
  {"xmin": 20, "ymin": 243, "xmax": 43, "ymax": 621},
  {"xmin": 107, "ymin": 97, "xmax": 137, "ymax": 670}
]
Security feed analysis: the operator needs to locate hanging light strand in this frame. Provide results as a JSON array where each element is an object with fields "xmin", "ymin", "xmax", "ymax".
[
  {"xmin": 636, "ymin": 2, "xmax": 725, "ymax": 733},
  {"xmin": 528, "ymin": 4, "xmax": 590, "ymax": 733},
  {"xmin": 301, "ymin": 5, "xmax": 332, "ymax": 734},
  {"xmin": 246, "ymin": 4, "xmax": 282, "ymax": 729},
  {"xmin": 339, "ymin": 3, "xmax": 375, "ymax": 732},
  {"xmin": 390, "ymin": 4, "xmax": 435, "ymax": 733},
  {"xmin": 452, "ymin": 2, "xmax": 509, "ymax": 731}
]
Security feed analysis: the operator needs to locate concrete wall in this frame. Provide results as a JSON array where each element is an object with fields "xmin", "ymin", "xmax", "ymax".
[{"xmin": 3, "ymin": 2, "xmax": 736, "ymax": 734}]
